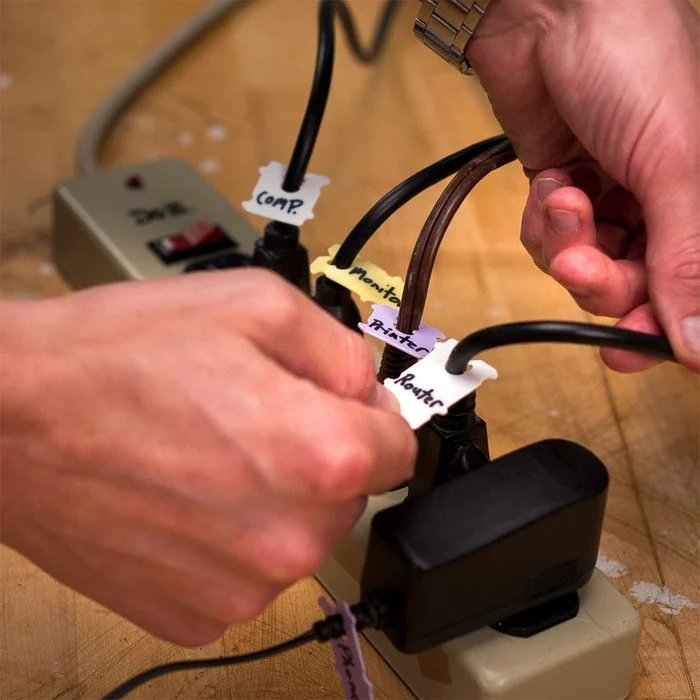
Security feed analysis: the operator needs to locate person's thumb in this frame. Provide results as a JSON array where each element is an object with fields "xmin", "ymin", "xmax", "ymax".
[{"xmin": 644, "ymin": 182, "xmax": 700, "ymax": 372}]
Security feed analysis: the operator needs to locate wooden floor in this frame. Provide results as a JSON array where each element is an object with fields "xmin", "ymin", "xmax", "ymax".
[{"xmin": 1, "ymin": 1, "xmax": 698, "ymax": 698}]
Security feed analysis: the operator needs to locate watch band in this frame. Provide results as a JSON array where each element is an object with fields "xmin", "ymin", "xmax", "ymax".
[{"xmin": 414, "ymin": 0, "xmax": 493, "ymax": 75}]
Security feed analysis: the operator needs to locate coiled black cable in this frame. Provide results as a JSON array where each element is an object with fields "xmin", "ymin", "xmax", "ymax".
[
  {"xmin": 334, "ymin": 0, "xmax": 400, "ymax": 63},
  {"xmin": 445, "ymin": 321, "xmax": 677, "ymax": 374},
  {"xmin": 282, "ymin": 0, "xmax": 398, "ymax": 192}
]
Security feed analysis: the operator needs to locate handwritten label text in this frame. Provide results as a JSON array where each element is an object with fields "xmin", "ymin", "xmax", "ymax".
[
  {"xmin": 310, "ymin": 246, "xmax": 404, "ymax": 308},
  {"xmin": 359, "ymin": 305, "xmax": 444, "ymax": 357},
  {"xmin": 243, "ymin": 161, "xmax": 329, "ymax": 225},
  {"xmin": 394, "ymin": 373, "xmax": 445, "ymax": 408},
  {"xmin": 384, "ymin": 339, "xmax": 499, "ymax": 430}
]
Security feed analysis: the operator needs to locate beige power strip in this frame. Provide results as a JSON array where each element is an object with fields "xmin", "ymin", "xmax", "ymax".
[
  {"xmin": 53, "ymin": 160, "xmax": 642, "ymax": 698},
  {"xmin": 316, "ymin": 488, "xmax": 641, "ymax": 700},
  {"xmin": 52, "ymin": 159, "xmax": 260, "ymax": 290}
]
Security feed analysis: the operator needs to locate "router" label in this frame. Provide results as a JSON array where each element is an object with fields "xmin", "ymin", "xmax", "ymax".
[{"xmin": 384, "ymin": 339, "xmax": 498, "ymax": 429}]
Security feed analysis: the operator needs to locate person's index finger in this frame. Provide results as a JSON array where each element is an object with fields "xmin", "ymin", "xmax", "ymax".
[{"xmin": 234, "ymin": 270, "xmax": 380, "ymax": 406}]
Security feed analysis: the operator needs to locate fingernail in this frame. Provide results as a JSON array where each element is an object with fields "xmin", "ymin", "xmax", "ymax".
[
  {"xmin": 682, "ymin": 315, "xmax": 700, "ymax": 355},
  {"xmin": 548, "ymin": 208, "xmax": 580, "ymax": 234},
  {"xmin": 375, "ymin": 383, "xmax": 401, "ymax": 412},
  {"xmin": 537, "ymin": 177, "xmax": 564, "ymax": 204}
]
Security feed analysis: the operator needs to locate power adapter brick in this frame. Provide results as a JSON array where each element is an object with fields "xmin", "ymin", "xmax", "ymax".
[
  {"xmin": 52, "ymin": 158, "xmax": 260, "ymax": 289},
  {"xmin": 361, "ymin": 439, "xmax": 609, "ymax": 653}
]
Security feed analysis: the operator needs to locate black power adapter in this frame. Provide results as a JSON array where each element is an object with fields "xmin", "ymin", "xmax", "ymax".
[{"xmin": 361, "ymin": 439, "xmax": 608, "ymax": 654}]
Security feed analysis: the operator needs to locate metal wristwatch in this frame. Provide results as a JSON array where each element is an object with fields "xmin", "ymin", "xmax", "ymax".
[{"xmin": 414, "ymin": 0, "xmax": 493, "ymax": 75}]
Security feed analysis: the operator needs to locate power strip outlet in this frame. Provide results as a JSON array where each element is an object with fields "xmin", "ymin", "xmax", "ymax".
[
  {"xmin": 52, "ymin": 158, "xmax": 260, "ymax": 289},
  {"xmin": 316, "ymin": 489, "xmax": 641, "ymax": 700}
]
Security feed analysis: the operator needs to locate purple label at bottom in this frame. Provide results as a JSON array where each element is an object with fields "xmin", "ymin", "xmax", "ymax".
[{"xmin": 318, "ymin": 597, "xmax": 374, "ymax": 700}]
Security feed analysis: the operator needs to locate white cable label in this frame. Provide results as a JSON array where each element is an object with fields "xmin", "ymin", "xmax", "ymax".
[
  {"xmin": 242, "ymin": 161, "xmax": 330, "ymax": 225},
  {"xmin": 384, "ymin": 339, "xmax": 498, "ymax": 430}
]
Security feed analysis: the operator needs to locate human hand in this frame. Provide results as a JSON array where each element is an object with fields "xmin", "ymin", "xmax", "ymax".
[
  {"xmin": 467, "ymin": 0, "xmax": 700, "ymax": 372},
  {"xmin": 0, "ymin": 270, "xmax": 416, "ymax": 645}
]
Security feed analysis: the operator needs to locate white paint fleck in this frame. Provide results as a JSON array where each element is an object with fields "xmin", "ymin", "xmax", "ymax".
[
  {"xmin": 0, "ymin": 73, "xmax": 14, "ymax": 90},
  {"xmin": 596, "ymin": 554, "xmax": 628, "ymax": 578},
  {"xmin": 548, "ymin": 408, "xmax": 560, "ymax": 418},
  {"xmin": 198, "ymin": 158, "xmax": 221, "ymax": 174},
  {"xmin": 487, "ymin": 307, "xmax": 505, "ymax": 320},
  {"xmin": 628, "ymin": 581, "xmax": 698, "ymax": 616},
  {"xmin": 205, "ymin": 123, "xmax": 229, "ymax": 141},
  {"xmin": 39, "ymin": 262, "xmax": 56, "ymax": 276},
  {"xmin": 177, "ymin": 131, "xmax": 194, "ymax": 146}
]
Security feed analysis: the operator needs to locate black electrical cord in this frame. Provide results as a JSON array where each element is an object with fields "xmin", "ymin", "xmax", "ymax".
[
  {"xmin": 282, "ymin": 0, "xmax": 398, "ymax": 192},
  {"xmin": 104, "ymin": 596, "xmax": 389, "ymax": 699},
  {"xmin": 105, "ymin": 631, "xmax": 316, "ymax": 699},
  {"xmin": 334, "ymin": 0, "xmax": 400, "ymax": 63},
  {"xmin": 283, "ymin": 1, "xmax": 335, "ymax": 193},
  {"xmin": 397, "ymin": 139, "xmax": 517, "ymax": 333},
  {"xmin": 332, "ymin": 135, "xmax": 510, "ymax": 269},
  {"xmin": 445, "ymin": 321, "xmax": 677, "ymax": 374},
  {"xmin": 375, "ymin": 139, "xmax": 515, "ymax": 381}
]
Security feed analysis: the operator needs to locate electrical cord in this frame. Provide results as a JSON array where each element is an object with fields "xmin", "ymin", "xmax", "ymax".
[
  {"xmin": 104, "ymin": 596, "xmax": 388, "ymax": 699},
  {"xmin": 332, "ymin": 135, "xmax": 509, "ymax": 269},
  {"xmin": 105, "ymin": 631, "xmax": 316, "ymax": 699},
  {"xmin": 283, "ymin": 0, "xmax": 335, "ymax": 193},
  {"xmin": 367, "ymin": 140, "xmax": 676, "ymax": 375},
  {"xmin": 397, "ymin": 138, "xmax": 517, "ymax": 334},
  {"xmin": 76, "ymin": 0, "xmax": 246, "ymax": 175},
  {"xmin": 445, "ymin": 321, "xmax": 677, "ymax": 374},
  {"xmin": 282, "ymin": 0, "xmax": 398, "ymax": 192},
  {"xmin": 375, "ymin": 138, "xmax": 516, "ymax": 382},
  {"xmin": 77, "ymin": 0, "xmax": 397, "ymax": 179},
  {"xmin": 334, "ymin": 0, "xmax": 400, "ymax": 64}
]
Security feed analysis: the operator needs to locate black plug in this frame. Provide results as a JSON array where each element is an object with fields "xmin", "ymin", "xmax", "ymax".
[
  {"xmin": 361, "ymin": 439, "xmax": 608, "ymax": 653},
  {"xmin": 377, "ymin": 343, "xmax": 415, "ymax": 382},
  {"xmin": 313, "ymin": 274, "xmax": 362, "ymax": 333},
  {"xmin": 408, "ymin": 393, "xmax": 489, "ymax": 499},
  {"xmin": 250, "ymin": 221, "xmax": 310, "ymax": 294}
]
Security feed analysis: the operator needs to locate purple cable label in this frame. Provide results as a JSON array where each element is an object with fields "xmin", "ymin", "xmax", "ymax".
[
  {"xmin": 318, "ymin": 597, "xmax": 374, "ymax": 700},
  {"xmin": 359, "ymin": 304, "xmax": 445, "ymax": 358}
]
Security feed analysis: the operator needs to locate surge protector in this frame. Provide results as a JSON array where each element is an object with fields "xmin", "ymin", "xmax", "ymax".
[
  {"xmin": 316, "ymin": 489, "xmax": 641, "ymax": 700},
  {"xmin": 52, "ymin": 159, "xmax": 641, "ymax": 698},
  {"xmin": 52, "ymin": 159, "xmax": 260, "ymax": 289}
]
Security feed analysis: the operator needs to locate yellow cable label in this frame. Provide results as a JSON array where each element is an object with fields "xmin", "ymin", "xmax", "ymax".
[{"xmin": 310, "ymin": 245, "xmax": 404, "ymax": 308}]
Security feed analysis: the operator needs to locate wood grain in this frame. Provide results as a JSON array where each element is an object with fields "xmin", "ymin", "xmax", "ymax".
[{"xmin": 1, "ymin": 1, "xmax": 698, "ymax": 698}]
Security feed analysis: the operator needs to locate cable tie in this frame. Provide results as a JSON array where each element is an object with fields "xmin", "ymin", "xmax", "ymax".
[{"xmin": 242, "ymin": 161, "xmax": 330, "ymax": 225}]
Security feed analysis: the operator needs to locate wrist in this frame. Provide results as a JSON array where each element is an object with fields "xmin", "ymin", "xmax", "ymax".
[
  {"xmin": 466, "ymin": 0, "xmax": 578, "ymax": 67},
  {"xmin": 0, "ymin": 300, "xmax": 56, "ymax": 546}
]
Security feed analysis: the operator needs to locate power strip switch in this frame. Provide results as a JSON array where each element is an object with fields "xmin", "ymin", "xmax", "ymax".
[{"xmin": 52, "ymin": 158, "xmax": 260, "ymax": 289}]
